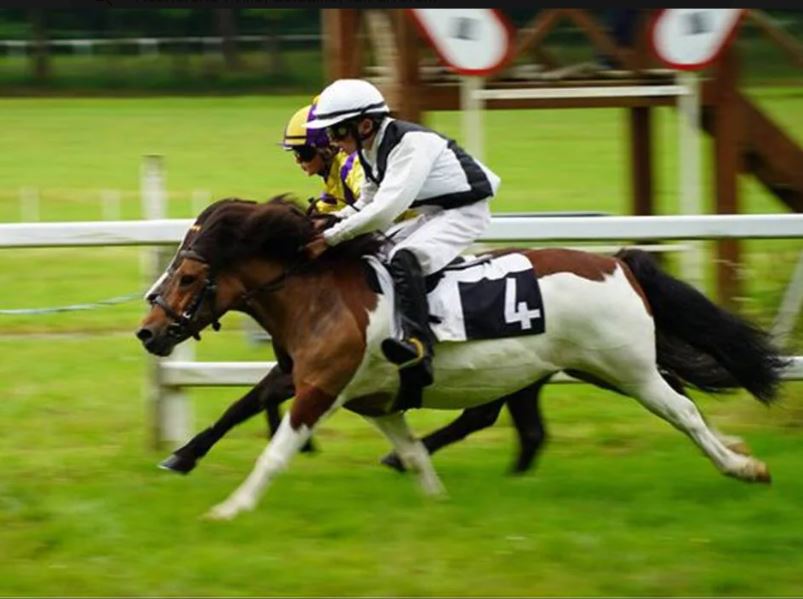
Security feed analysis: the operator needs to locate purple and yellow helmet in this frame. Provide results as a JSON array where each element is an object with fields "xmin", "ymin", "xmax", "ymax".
[{"xmin": 281, "ymin": 97, "xmax": 330, "ymax": 149}]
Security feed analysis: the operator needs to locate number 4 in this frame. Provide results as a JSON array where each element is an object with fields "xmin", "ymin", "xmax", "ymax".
[{"xmin": 504, "ymin": 277, "xmax": 541, "ymax": 330}]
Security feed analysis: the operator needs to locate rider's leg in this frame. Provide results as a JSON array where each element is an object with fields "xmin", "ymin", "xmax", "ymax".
[
  {"xmin": 380, "ymin": 199, "xmax": 492, "ymax": 384},
  {"xmin": 380, "ymin": 248, "xmax": 437, "ymax": 384}
]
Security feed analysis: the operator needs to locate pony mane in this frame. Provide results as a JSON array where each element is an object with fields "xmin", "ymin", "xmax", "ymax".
[{"xmin": 188, "ymin": 195, "xmax": 381, "ymax": 270}]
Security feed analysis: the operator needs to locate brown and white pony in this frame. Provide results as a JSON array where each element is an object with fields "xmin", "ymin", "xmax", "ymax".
[{"xmin": 136, "ymin": 197, "xmax": 786, "ymax": 520}]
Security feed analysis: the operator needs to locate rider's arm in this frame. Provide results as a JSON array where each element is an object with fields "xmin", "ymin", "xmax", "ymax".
[
  {"xmin": 333, "ymin": 178, "xmax": 373, "ymax": 218},
  {"xmin": 323, "ymin": 132, "xmax": 447, "ymax": 246}
]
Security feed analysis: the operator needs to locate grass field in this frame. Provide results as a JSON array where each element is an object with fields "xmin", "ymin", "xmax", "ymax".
[{"xmin": 1, "ymin": 91, "xmax": 802, "ymax": 596}]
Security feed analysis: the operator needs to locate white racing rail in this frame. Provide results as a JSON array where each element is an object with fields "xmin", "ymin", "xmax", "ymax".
[
  {"xmin": 160, "ymin": 358, "xmax": 803, "ymax": 388},
  {"xmin": 2, "ymin": 213, "xmax": 803, "ymax": 248}
]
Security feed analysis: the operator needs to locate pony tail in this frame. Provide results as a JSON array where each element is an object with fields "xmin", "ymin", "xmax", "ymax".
[{"xmin": 615, "ymin": 249, "xmax": 788, "ymax": 404}]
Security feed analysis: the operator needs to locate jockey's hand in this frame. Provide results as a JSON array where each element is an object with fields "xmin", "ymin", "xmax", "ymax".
[
  {"xmin": 305, "ymin": 198, "xmax": 319, "ymax": 216},
  {"xmin": 311, "ymin": 214, "xmax": 337, "ymax": 232},
  {"xmin": 305, "ymin": 235, "xmax": 329, "ymax": 260}
]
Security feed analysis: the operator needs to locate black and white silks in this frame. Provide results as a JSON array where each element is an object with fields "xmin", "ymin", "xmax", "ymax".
[{"xmin": 323, "ymin": 118, "xmax": 501, "ymax": 247}]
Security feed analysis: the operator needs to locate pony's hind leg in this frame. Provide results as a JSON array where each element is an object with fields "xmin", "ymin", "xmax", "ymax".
[
  {"xmin": 712, "ymin": 427, "xmax": 752, "ymax": 456},
  {"xmin": 623, "ymin": 371, "xmax": 770, "ymax": 483},
  {"xmin": 367, "ymin": 412, "xmax": 446, "ymax": 497}
]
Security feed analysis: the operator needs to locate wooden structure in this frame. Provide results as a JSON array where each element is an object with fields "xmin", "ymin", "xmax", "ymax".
[{"xmin": 321, "ymin": 8, "xmax": 803, "ymax": 305}]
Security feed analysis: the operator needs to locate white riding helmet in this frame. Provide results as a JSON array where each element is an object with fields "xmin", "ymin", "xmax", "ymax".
[{"xmin": 305, "ymin": 79, "xmax": 390, "ymax": 130}]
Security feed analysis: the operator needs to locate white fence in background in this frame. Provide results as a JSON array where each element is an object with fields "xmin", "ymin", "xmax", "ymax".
[
  {"xmin": 0, "ymin": 34, "xmax": 320, "ymax": 56},
  {"xmin": 4, "ymin": 213, "xmax": 803, "ymax": 248},
  {"xmin": 1, "ymin": 156, "xmax": 802, "ymax": 448}
]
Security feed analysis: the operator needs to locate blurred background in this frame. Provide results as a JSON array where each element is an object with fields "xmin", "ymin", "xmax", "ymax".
[{"xmin": 0, "ymin": 8, "xmax": 802, "ymax": 597}]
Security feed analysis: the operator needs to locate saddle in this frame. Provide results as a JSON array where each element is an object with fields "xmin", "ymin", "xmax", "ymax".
[
  {"xmin": 365, "ymin": 251, "xmax": 546, "ymax": 344},
  {"xmin": 364, "ymin": 251, "xmax": 547, "ymax": 411}
]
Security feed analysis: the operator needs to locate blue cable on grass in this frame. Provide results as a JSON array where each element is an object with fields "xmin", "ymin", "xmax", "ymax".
[{"xmin": 0, "ymin": 292, "xmax": 144, "ymax": 315}]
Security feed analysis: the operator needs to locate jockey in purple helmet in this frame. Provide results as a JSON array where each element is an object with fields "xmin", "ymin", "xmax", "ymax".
[{"xmin": 281, "ymin": 99, "xmax": 363, "ymax": 214}]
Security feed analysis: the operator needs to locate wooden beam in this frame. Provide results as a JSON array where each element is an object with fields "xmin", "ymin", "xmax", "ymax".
[
  {"xmin": 629, "ymin": 107, "xmax": 653, "ymax": 215},
  {"xmin": 712, "ymin": 47, "xmax": 743, "ymax": 307},
  {"xmin": 486, "ymin": 10, "xmax": 564, "ymax": 82},
  {"xmin": 514, "ymin": 10, "xmax": 565, "ymax": 61},
  {"xmin": 420, "ymin": 83, "xmax": 679, "ymax": 111},
  {"xmin": 321, "ymin": 9, "xmax": 362, "ymax": 81},
  {"xmin": 701, "ymin": 82, "xmax": 803, "ymax": 211},
  {"xmin": 391, "ymin": 9, "xmax": 422, "ymax": 123},
  {"xmin": 631, "ymin": 10, "xmax": 658, "ymax": 70}
]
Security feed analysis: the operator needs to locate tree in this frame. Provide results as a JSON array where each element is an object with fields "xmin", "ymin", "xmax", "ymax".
[{"xmin": 244, "ymin": 9, "xmax": 297, "ymax": 76}]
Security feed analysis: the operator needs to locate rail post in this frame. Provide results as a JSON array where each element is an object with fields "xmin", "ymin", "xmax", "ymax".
[{"xmin": 140, "ymin": 154, "xmax": 193, "ymax": 449}]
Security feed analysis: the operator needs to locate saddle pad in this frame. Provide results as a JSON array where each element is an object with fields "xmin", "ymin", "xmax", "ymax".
[{"xmin": 365, "ymin": 252, "xmax": 546, "ymax": 343}]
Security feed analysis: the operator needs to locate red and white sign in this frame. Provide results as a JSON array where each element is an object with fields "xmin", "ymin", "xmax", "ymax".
[
  {"xmin": 650, "ymin": 9, "xmax": 745, "ymax": 70},
  {"xmin": 407, "ymin": 9, "xmax": 515, "ymax": 76}
]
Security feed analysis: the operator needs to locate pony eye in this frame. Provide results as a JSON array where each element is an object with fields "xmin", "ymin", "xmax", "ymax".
[{"xmin": 179, "ymin": 275, "xmax": 197, "ymax": 286}]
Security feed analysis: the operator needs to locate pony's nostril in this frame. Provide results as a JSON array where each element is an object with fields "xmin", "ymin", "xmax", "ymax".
[{"xmin": 136, "ymin": 327, "xmax": 154, "ymax": 342}]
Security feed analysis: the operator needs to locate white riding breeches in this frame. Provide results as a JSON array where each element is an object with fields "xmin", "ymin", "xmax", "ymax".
[{"xmin": 382, "ymin": 198, "xmax": 492, "ymax": 276}]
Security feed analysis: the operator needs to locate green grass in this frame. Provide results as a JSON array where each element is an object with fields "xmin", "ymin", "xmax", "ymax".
[
  {"xmin": 1, "ymin": 334, "xmax": 802, "ymax": 596},
  {"xmin": 0, "ymin": 91, "xmax": 802, "ymax": 596}
]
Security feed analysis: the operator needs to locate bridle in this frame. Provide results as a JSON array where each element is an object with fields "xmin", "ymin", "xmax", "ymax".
[
  {"xmin": 147, "ymin": 249, "xmax": 222, "ymax": 341},
  {"xmin": 147, "ymin": 248, "xmax": 308, "ymax": 342}
]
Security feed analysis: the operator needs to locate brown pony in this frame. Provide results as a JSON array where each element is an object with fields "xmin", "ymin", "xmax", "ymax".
[{"xmin": 136, "ymin": 197, "xmax": 786, "ymax": 521}]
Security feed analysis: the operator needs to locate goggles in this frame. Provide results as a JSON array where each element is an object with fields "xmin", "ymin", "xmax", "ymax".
[
  {"xmin": 326, "ymin": 123, "xmax": 352, "ymax": 142},
  {"xmin": 292, "ymin": 145, "xmax": 318, "ymax": 162}
]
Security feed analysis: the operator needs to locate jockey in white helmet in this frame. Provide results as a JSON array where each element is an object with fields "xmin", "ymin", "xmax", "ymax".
[{"xmin": 305, "ymin": 79, "xmax": 501, "ymax": 390}]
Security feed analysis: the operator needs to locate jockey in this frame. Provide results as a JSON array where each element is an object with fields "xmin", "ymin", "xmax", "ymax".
[
  {"xmin": 304, "ymin": 79, "xmax": 501, "ymax": 387},
  {"xmin": 281, "ymin": 99, "xmax": 363, "ymax": 213}
]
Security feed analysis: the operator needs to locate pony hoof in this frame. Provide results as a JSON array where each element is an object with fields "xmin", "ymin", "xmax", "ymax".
[
  {"xmin": 380, "ymin": 452, "xmax": 407, "ymax": 473},
  {"xmin": 158, "ymin": 453, "xmax": 196, "ymax": 475},
  {"xmin": 753, "ymin": 462, "xmax": 772, "ymax": 484}
]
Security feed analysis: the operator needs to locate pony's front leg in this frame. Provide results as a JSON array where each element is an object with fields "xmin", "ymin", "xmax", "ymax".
[
  {"xmin": 205, "ymin": 384, "xmax": 339, "ymax": 521},
  {"xmin": 368, "ymin": 412, "xmax": 446, "ymax": 497}
]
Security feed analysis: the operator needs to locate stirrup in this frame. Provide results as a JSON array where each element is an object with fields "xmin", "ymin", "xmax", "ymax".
[{"xmin": 381, "ymin": 336, "xmax": 428, "ymax": 369}]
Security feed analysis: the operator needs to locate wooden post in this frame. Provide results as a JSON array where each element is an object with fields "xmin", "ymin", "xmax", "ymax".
[
  {"xmin": 712, "ymin": 47, "xmax": 742, "ymax": 307},
  {"xmin": 392, "ymin": 9, "xmax": 422, "ymax": 123},
  {"xmin": 629, "ymin": 106, "xmax": 653, "ymax": 216},
  {"xmin": 677, "ymin": 71, "xmax": 704, "ymax": 291},
  {"xmin": 140, "ymin": 155, "xmax": 193, "ymax": 450},
  {"xmin": 321, "ymin": 9, "xmax": 362, "ymax": 81}
]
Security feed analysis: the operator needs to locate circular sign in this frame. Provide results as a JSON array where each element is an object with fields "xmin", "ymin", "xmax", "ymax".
[
  {"xmin": 407, "ymin": 9, "xmax": 515, "ymax": 76},
  {"xmin": 650, "ymin": 9, "xmax": 745, "ymax": 70}
]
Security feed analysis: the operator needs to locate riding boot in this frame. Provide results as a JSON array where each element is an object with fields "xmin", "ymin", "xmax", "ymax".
[{"xmin": 381, "ymin": 249, "xmax": 436, "ymax": 388}]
